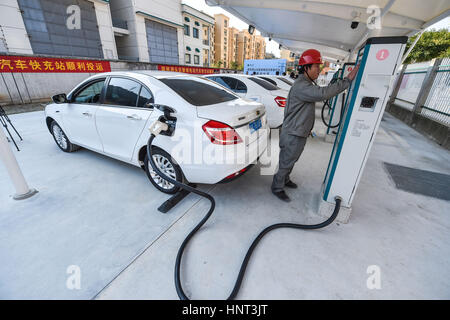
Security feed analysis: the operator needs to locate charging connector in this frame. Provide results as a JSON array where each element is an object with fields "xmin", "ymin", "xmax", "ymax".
[{"xmin": 149, "ymin": 121, "xmax": 169, "ymax": 136}]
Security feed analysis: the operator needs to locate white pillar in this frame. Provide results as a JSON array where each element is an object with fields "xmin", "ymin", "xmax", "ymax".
[{"xmin": 0, "ymin": 128, "xmax": 37, "ymax": 200}]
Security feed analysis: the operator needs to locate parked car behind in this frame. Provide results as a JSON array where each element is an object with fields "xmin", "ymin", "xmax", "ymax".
[
  {"xmin": 203, "ymin": 74, "xmax": 288, "ymax": 128},
  {"xmin": 45, "ymin": 71, "xmax": 268, "ymax": 194},
  {"xmin": 257, "ymin": 75, "xmax": 294, "ymax": 91}
]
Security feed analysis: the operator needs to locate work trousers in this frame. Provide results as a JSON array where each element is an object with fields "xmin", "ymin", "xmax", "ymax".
[{"xmin": 271, "ymin": 132, "xmax": 307, "ymax": 192}]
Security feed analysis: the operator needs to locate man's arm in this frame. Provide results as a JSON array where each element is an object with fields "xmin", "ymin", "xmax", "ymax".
[
  {"xmin": 296, "ymin": 64, "xmax": 360, "ymax": 102},
  {"xmin": 298, "ymin": 78, "xmax": 352, "ymax": 102}
]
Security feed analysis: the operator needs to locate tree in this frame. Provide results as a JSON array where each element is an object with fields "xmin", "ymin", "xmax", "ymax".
[
  {"xmin": 213, "ymin": 60, "xmax": 223, "ymax": 68},
  {"xmin": 404, "ymin": 29, "xmax": 450, "ymax": 64},
  {"xmin": 230, "ymin": 61, "xmax": 239, "ymax": 70}
]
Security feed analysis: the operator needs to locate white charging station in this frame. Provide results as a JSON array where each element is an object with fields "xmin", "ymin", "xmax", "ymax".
[
  {"xmin": 319, "ymin": 36, "xmax": 408, "ymax": 223},
  {"xmin": 324, "ymin": 62, "xmax": 355, "ymax": 143}
]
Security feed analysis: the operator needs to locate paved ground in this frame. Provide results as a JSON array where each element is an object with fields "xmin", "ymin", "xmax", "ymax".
[
  {"xmin": 1, "ymin": 107, "xmax": 449, "ymax": 299},
  {"xmin": 1, "ymin": 102, "xmax": 49, "ymax": 115}
]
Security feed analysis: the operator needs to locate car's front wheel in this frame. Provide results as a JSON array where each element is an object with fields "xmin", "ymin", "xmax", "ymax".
[
  {"xmin": 50, "ymin": 121, "xmax": 80, "ymax": 152},
  {"xmin": 144, "ymin": 147, "xmax": 183, "ymax": 194}
]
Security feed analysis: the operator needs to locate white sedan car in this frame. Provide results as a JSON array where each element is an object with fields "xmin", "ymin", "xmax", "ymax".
[
  {"xmin": 257, "ymin": 75, "xmax": 294, "ymax": 91},
  {"xmin": 204, "ymin": 74, "xmax": 288, "ymax": 128},
  {"xmin": 45, "ymin": 71, "xmax": 268, "ymax": 194}
]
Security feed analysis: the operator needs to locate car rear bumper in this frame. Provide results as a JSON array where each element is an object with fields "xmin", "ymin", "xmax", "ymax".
[{"xmin": 180, "ymin": 128, "xmax": 268, "ymax": 184}]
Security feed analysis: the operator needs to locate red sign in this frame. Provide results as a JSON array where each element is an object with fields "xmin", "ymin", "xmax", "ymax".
[
  {"xmin": 0, "ymin": 55, "xmax": 111, "ymax": 73},
  {"xmin": 376, "ymin": 49, "xmax": 389, "ymax": 61},
  {"xmin": 158, "ymin": 64, "xmax": 219, "ymax": 74}
]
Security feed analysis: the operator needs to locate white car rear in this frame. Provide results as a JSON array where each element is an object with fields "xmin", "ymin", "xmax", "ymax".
[
  {"xmin": 45, "ymin": 71, "xmax": 268, "ymax": 194},
  {"xmin": 204, "ymin": 74, "xmax": 288, "ymax": 128}
]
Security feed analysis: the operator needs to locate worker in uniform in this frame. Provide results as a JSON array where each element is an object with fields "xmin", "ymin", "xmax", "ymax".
[{"xmin": 271, "ymin": 49, "xmax": 360, "ymax": 202}]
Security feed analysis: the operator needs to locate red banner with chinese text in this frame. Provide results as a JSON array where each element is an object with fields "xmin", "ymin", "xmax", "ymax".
[
  {"xmin": 158, "ymin": 64, "xmax": 219, "ymax": 74},
  {"xmin": 0, "ymin": 55, "xmax": 111, "ymax": 73}
]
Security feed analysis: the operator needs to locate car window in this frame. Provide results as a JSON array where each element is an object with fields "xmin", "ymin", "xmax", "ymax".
[
  {"xmin": 213, "ymin": 76, "xmax": 236, "ymax": 90},
  {"xmin": 160, "ymin": 78, "xmax": 238, "ymax": 106},
  {"xmin": 249, "ymin": 77, "xmax": 279, "ymax": 91},
  {"xmin": 137, "ymin": 86, "xmax": 154, "ymax": 108},
  {"xmin": 277, "ymin": 77, "xmax": 293, "ymax": 86},
  {"xmin": 259, "ymin": 77, "xmax": 277, "ymax": 86},
  {"xmin": 211, "ymin": 76, "xmax": 247, "ymax": 94},
  {"xmin": 235, "ymin": 79, "xmax": 247, "ymax": 94},
  {"xmin": 104, "ymin": 77, "xmax": 141, "ymax": 107},
  {"xmin": 73, "ymin": 80, "xmax": 105, "ymax": 104}
]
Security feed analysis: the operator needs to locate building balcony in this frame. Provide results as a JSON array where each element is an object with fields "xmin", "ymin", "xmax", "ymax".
[
  {"xmin": 203, "ymin": 39, "xmax": 209, "ymax": 45},
  {"xmin": 112, "ymin": 18, "xmax": 128, "ymax": 30}
]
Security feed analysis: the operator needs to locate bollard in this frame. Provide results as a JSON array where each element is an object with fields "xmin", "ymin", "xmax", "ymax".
[{"xmin": 0, "ymin": 127, "xmax": 37, "ymax": 200}]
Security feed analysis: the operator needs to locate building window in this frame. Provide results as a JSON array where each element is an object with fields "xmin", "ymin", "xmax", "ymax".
[
  {"xmin": 185, "ymin": 54, "xmax": 191, "ymax": 64},
  {"xmin": 184, "ymin": 24, "xmax": 190, "ymax": 36},
  {"xmin": 193, "ymin": 27, "xmax": 199, "ymax": 39},
  {"xmin": 194, "ymin": 55, "xmax": 199, "ymax": 65},
  {"xmin": 194, "ymin": 21, "xmax": 200, "ymax": 26},
  {"xmin": 184, "ymin": 17, "xmax": 190, "ymax": 22},
  {"xmin": 224, "ymin": 20, "xmax": 228, "ymax": 27}
]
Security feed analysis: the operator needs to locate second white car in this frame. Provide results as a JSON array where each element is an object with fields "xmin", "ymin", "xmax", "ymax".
[{"xmin": 204, "ymin": 74, "xmax": 288, "ymax": 128}]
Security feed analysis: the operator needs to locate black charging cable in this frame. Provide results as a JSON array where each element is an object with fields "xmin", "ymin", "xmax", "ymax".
[{"xmin": 147, "ymin": 132, "xmax": 342, "ymax": 300}]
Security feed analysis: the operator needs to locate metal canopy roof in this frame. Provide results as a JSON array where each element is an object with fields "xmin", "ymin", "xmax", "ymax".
[{"xmin": 206, "ymin": 0, "xmax": 450, "ymax": 62}]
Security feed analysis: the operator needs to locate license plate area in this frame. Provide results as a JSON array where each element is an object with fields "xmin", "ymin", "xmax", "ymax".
[{"xmin": 249, "ymin": 118, "xmax": 262, "ymax": 133}]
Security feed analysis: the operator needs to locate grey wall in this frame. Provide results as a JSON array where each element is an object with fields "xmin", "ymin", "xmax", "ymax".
[{"xmin": 17, "ymin": 0, "xmax": 103, "ymax": 58}]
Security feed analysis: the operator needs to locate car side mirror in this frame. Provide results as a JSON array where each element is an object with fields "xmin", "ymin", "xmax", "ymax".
[
  {"xmin": 52, "ymin": 93, "xmax": 68, "ymax": 104},
  {"xmin": 144, "ymin": 101, "xmax": 154, "ymax": 109}
]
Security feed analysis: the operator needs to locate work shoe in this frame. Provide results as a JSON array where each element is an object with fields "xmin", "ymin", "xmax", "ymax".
[
  {"xmin": 272, "ymin": 190, "xmax": 291, "ymax": 202},
  {"xmin": 285, "ymin": 180, "xmax": 298, "ymax": 189}
]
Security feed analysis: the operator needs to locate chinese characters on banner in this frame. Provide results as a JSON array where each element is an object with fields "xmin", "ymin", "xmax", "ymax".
[
  {"xmin": 0, "ymin": 56, "xmax": 111, "ymax": 73},
  {"xmin": 158, "ymin": 64, "xmax": 219, "ymax": 74}
]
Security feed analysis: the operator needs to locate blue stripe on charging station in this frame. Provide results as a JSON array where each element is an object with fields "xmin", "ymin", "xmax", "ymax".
[
  {"xmin": 323, "ymin": 44, "xmax": 371, "ymax": 201},
  {"xmin": 323, "ymin": 63, "xmax": 358, "ymax": 185}
]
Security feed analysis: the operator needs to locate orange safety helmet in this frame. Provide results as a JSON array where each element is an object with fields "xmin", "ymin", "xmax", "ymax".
[{"xmin": 298, "ymin": 49, "xmax": 323, "ymax": 66}]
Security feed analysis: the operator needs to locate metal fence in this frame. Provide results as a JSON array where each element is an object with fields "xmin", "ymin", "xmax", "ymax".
[
  {"xmin": 392, "ymin": 58, "xmax": 450, "ymax": 127},
  {"xmin": 422, "ymin": 58, "xmax": 450, "ymax": 126}
]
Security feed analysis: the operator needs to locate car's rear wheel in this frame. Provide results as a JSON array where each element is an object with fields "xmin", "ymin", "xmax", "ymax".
[
  {"xmin": 50, "ymin": 121, "xmax": 80, "ymax": 152},
  {"xmin": 144, "ymin": 148, "xmax": 182, "ymax": 194}
]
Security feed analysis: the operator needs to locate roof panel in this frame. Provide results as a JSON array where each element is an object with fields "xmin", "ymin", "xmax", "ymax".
[{"xmin": 207, "ymin": 0, "xmax": 450, "ymax": 61}]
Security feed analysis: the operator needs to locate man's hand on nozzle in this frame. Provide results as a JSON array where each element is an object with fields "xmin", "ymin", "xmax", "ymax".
[{"xmin": 347, "ymin": 64, "xmax": 360, "ymax": 81}]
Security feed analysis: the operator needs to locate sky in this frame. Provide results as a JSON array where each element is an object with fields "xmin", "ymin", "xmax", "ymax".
[{"xmin": 182, "ymin": 0, "xmax": 449, "ymax": 58}]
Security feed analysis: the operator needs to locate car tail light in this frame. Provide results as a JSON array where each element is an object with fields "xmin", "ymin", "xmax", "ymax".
[
  {"xmin": 202, "ymin": 120, "xmax": 243, "ymax": 145},
  {"xmin": 225, "ymin": 167, "xmax": 249, "ymax": 180},
  {"xmin": 274, "ymin": 96, "xmax": 286, "ymax": 107}
]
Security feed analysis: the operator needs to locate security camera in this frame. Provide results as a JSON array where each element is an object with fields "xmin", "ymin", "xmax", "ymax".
[
  {"xmin": 350, "ymin": 11, "xmax": 361, "ymax": 30},
  {"xmin": 248, "ymin": 25, "xmax": 255, "ymax": 35},
  {"xmin": 269, "ymin": 37, "xmax": 272, "ymax": 41},
  {"xmin": 279, "ymin": 44, "xmax": 282, "ymax": 50}
]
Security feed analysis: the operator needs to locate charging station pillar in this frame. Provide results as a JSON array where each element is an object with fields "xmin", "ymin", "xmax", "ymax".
[{"xmin": 320, "ymin": 36, "xmax": 407, "ymax": 223}]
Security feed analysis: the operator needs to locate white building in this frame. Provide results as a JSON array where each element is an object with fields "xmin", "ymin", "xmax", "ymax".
[
  {"xmin": 0, "ymin": 0, "xmax": 118, "ymax": 59},
  {"xmin": 181, "ymin": 4, "xmax": 214, "ymax": 67},
  {"xmin": 110, "ymin": 0, "xmax": 185, "ymax": 64}
]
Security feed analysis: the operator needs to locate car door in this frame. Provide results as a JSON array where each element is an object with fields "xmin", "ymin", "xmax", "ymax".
[
  {"xmin": 64, "ymin": 78, "xmax": 105, "ymax": 151},
  {"xmin": 95, "ymin": 77, "xmax": 154, "ymax": 161}
]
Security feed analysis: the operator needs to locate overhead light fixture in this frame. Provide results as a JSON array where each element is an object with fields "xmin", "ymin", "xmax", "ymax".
[{"xmin": 248, "ymin": 25, "xmax": 255, "ymax": 35}]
